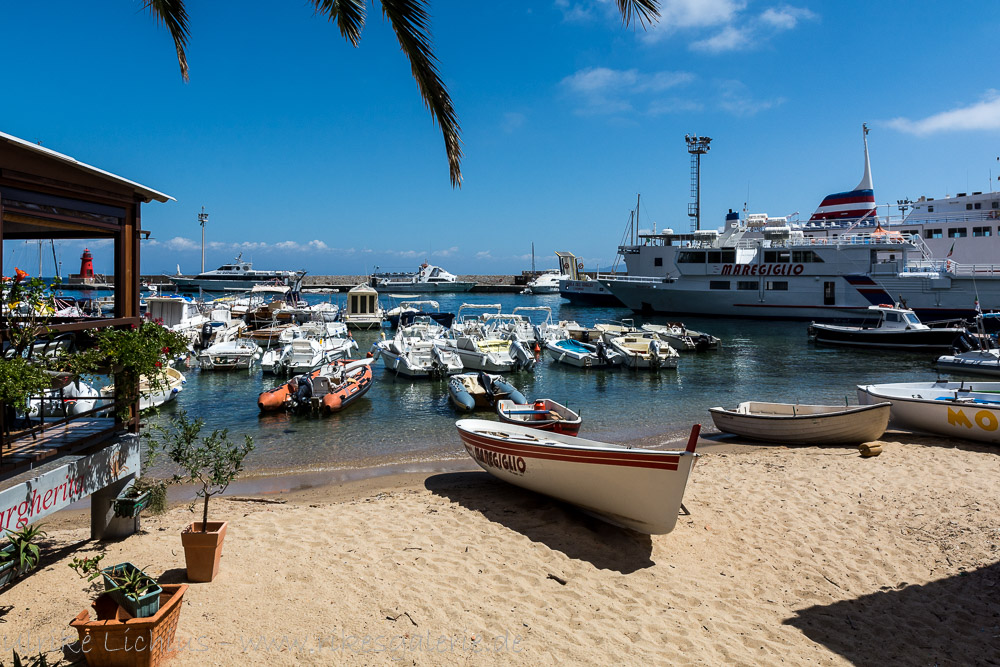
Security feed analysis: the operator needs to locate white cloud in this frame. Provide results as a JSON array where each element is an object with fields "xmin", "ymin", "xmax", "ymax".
[
  {"xmin": 562, "ymin": 67, "xmax": 694, "ymax": 115},
  {"xmin": 274, "ymin": 241, "xmax": 300, "ymax": 250},
  {"xmin": 432, "ymin": 246, "xmax": 459, "ymax": 257},
  {"xmin": 163, "ymin": 236, "xmax": 200, "ymax": 251},
  {"xmin": 760, "ymin": 5, "xmax": 816, "ymax": 30},
  {"xmin": 886, "ymin": 91, "xmax": 1000, "ymax": 135},
  {"xmin": 475, "ymin": 251, "xmax": 493, "ymax": 259},
  {"xmin": 690, "ymin": 25, "xmax": 752, "ymax": 53},
  {"xmin": 308, "ymin": 240, "xmax": 329, "ymax": 250}
]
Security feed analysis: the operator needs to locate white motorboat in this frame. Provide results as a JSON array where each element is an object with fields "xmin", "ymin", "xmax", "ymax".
[
  {"xmin": 544, "ymin": 338, "xmax": 623, "ymax": 368},
  {"xmin": 99, "ymin": 367, "xmax": 186, "ymax": 412},
  {"xmin": 808, "ymin": 304, "xmax": 969, "ymax": 350},
  {"xmin": 372, "ymin": 318, "xmax": 463, "ymax": 378},
  {"xmin": 606, "ymin": 333, "xmax": 678, "ymax": 369},
  {"xmin": 343, "ymin": 283, "xmax": 384, "ymax": 329},
  {"xmin": 937, "ymin": 348, "xmax": 1000, "ymax": 376},
  {"xmin": 173, "ymin": 253, "xmax": 306, "ymax": 292},
  {"xmin": 28, "ymin": 377, "xmax": 106, "ymax": 418},
  {"xmin": 371, "ymin": 263, "xmax": 474, "ymax": 293},
  {"xmin": 709, "ymin": 401, "xmax": 891, "ymax": 445},
  {"xmin": 440, "ymin": 333, "xmax": 535, "ymax": 373},
  {"xmin": 640, "ymin": 323, "xmax": 721, "ymax": 352},
  {"xmin": 455, "ymin": 419, "xmax": 700, "ymax": 534},
  {"xmin": 551, "ymin": 320, "xmax": 601, "ymax": 343},
  {"xmin": 262, "ymin": 337, "xmax": 338, "ymax": 375},
  {"xmin": 523, "ymin": 270, "xmax": 570, "ymax": 294},
  {"xmin": 383, "ymin": 298, "xmax": 455, "ymax": 329},
  {"xmin": 144, "ymin": 295, "xmax": 209, "ymax": 348},
  {"xmin": 198, "ymin": 306, "xmax": 248, "ymax": 349},
  {"xmin": 198, "ymin": 338, "xmax": 262, "ymax": 370},
  {"xmin": 858, "ymin": 381, "xmax": 1000, "ymax": 444},
  {"xmin": 451, "ymin": 303, "xmax": 501, "ymax": 337}
]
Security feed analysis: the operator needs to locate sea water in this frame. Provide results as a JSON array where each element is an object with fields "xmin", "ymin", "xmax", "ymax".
[{"xmin": 135, "ymin": 291, "xmax": 949, "ymax": 476}]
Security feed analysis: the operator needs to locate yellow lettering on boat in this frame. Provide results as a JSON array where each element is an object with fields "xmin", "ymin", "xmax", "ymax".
[
  {"xmin": 947, "ymin": 407, "xmax": 973, "ymax": 428},
  {"xmin": 975, "ymin": 410, "xmax": 999, "ymax": 431}
]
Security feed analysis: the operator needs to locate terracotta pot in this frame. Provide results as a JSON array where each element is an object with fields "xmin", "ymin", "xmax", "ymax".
[
  {"xmin": 180, "ymin": 521, "xmax": 227, "ymax": 582},
  {"xmin": 71, "ymin": 584, "xmax": 188, "ymax": 667}
]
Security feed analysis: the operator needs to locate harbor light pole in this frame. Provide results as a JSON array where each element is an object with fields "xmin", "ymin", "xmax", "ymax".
[
  {"xmin": 198, "ymin": 207, "xmax": 208, "ymax": 273},
  {"xmin": 685, "ymin": 134, "xmax": 712, "ymax": 232}
]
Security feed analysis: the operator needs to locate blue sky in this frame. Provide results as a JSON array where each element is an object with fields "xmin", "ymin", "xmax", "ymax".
[{"xmin": 3, "ymin": 1, "xmax": 999, "ymax": 277}]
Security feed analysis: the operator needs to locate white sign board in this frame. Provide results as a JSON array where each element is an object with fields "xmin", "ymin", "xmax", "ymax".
[{"xmin": 0, "ymin": 437, "xmax": 139, "ymax": 531}]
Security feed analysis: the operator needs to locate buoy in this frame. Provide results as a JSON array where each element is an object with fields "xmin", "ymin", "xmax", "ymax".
[{"xmin": 859, "ymin": 443, "xmax": 882, "ymax": 457}]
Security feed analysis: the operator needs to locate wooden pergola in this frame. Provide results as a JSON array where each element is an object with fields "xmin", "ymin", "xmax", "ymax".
[{"xmin": 0, "ymin": 131, "xmax": 172, "ymax": 477}]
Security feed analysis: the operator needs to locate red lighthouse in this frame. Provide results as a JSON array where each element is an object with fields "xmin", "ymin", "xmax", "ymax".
[{"xmin": 78, "ymin": 249, "xmax": 94, "ymax": 279}]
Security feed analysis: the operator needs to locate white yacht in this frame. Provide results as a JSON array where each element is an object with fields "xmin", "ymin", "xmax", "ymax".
[
  {"xmin": 174, "ymin": 253, "xmax": 306, "ymax": 292},
  {"xmin": 371, "ymin": 263, "xmax": 474, "ymax": 293},
  {"xmin": 523, "ymin": 270, "xmax": 570, "ymax": 294}
]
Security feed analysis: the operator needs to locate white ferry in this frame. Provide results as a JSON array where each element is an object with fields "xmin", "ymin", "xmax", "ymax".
[
  {"xmin": 371, "ymin": 263, "xmax": 474, "ymax": 293},
  {"xmin": 174, "ymin": 254, "xmax": 306, "ymax": 292}
]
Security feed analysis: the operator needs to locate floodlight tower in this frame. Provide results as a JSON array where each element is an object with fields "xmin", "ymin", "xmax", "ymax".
[
  {"xmin": 685, "ymin": 134, "xmax": 712, "ymax": 231},
  {"xmin": 198, "ymin": 207, "xmax": 209, "ymax": 273}
]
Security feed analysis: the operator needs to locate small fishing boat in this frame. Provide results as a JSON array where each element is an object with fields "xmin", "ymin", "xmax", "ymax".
[
  {"xmin": 808, "ymin": 304, "xmax": 970, "ymax": 350},
  {"xmin": 606, "ymin": 333, "xmax": 678, "ymax": 369},
  {"xmin": 708, "ymin": 401, "xmax": 891, "ymax": 445},
  {"xmin": 197, "ymin": 338, "xmax": 262, "ymax": 370},
  {"xmin": 857, "ymin": 380, "xmax": 1000, "ymax": 444},
  {"xmin": 496, "ymin": 398, "xmax": 582, "ymax": 436},
  {"xmin": 640, "ymin": 323, "xmax": 721, "ymax": 352},
  {"xmin": 544, "ymin": 338, "xmax": 623, "ymax": 368},
  {"xmin": 455, "ymin": 420, "xmax": 700, "ymax": 534},
  {"xmin": 448, "ymin": 372, "xmax": 525, "ymax": 411},
  {"xmin": 257, "ymin": 358, "xmax": 374, "ymax": 413},
  {"xmin": 937, "ymin": 348, "xmax": 1000, "ymax": 376},
  {"xmin": 439, "ymin": 333, "xmax": 535, "ymax": 373},
  {"xmin": 551, "ymin": 320, "xmax": 602, "ymax": 343}
]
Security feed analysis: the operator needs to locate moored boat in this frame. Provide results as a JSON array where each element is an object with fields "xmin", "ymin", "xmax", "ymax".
[
  {"xmin": 640, "ymin": 322, "xmax": 721, "ymax": 352},
  {"xmin": 173, "ymin": 253, "xmax": 305, "ymax": 292},
  {"xmin": 371, "ymin": 263, "xmax": 474, "ymax": 293},
  {"xmin": 605, "ymin": 333, "xmax": 678, "ymax": 369},
  {"xmin": 448, "ymin": 372, "xmax": 525, "ymax": 411},
  {"xmin": 455, "ymin": 419, "xmax": 700, "ymax": 534},
  {"xmin": 197, "ymin": 338, "xmax": 262, "ymax": 370},
  {"xmin": 496, "ymin": 398, "xmax": 582, "ymax": 436},
  {"xmin": 808, "ymin": 304, "xmax": 969, "ymax": 351},
  {"xmin": 936, "ymin": 348, "xmax": 1000, "ymax": 376},
  {"xmin": 708, "ymin": 401, "xmax": 891, "ymax": 445},
  {"xmin": 257, "ymin": 358, "xmax": 374, "ymax": 413},
  {"xmin": 857, "ymin": 381, "xmax": 1000, "ymax": 444},
  {"xmin": 544, "ymin": 338, "xmax": 623, "ymax": 368}
]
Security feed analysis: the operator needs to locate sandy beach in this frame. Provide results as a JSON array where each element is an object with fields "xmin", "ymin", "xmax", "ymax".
[{"xmin": 4, "ymin": 430, "xmax": 999, "ymax": 665}]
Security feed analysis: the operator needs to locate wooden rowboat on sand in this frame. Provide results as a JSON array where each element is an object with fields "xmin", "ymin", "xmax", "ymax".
[{"xmin": 708, "ymin": 401, "xmax": 891, "ymax": 445}]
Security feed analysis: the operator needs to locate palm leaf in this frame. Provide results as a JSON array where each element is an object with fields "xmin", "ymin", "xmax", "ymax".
[
  {"xmin": 144, "ymin": 0, "xmax": 191, "ymax": 81},
  {"xmin": 617, "ymin": 0, "xmax": 660, "ymax": 28},
  {"xmin": 312, "ymin": 0, "xmax": 366, "ymax": 46},
  {"xmin": 380, "ymin": 0, "xmax": 463, "ymax": 187}
]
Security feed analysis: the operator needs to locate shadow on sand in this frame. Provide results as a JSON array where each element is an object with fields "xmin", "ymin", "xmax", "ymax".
[
  {"xmin": 424, "ymin": 471, "xmax": 653, "ymax": 574},
  {"xmin": 784, "ymin": 559, "xmax": 1000, "ymax": 665}
]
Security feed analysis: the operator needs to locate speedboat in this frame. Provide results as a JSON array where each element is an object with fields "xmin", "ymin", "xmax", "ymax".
[
  {"xmin": 496, "ymin": 398, "xmax": 582, "ymax": 436},
  {"xmin": 99, "ymin": 367, "xmax": 186, "ymax": 412},
  {"xmin": 257, "ymin": 358, "xmax": 374, "ymax": 413},
  {"xmin": 371, "ymin": 263, "xmax": 474, "ymax": 293},
  {"xmin": 173, "ymin": 253, "xmax": 306, "ymax": 292},
  {"xmin": 937, "ymin": 347, "xmax": 1000, "ymax": 376},
  {"xmin": 455, "ymin": 419, "xmax": 700, "ymax": 534},
  {"xmin": 857, "ymin": 380, "xmax": 1000, "ymax": 444},
  {"xmin": 544, "ymin": 338, "xmax": 623, "ymax": 368},
  {"xmin": 606, "ymin": 333, "xmax": 679, "ymax": 369},
  {"xmin": 197, "ymin": 338, "xmax": 262, "ymax": 370},
  {"xmin": 522, "ymin": 270, "xmax": 570, "ymax": 294},
  {"xmin": 709, "ymin": 401, "xmax": 890, "ymax": 445},
  {"xmin": 440, "ymin": 333, "xmax": 535, "ymax": 372},
  {"xmin": 640, "ymin": 322, "xmax": 721, "ymax": 352},
  {"xmin": 372, "ymin": 318, "xmax": 463, "ymax": 378},
  {"xmin": 809, "ymin": 304, "xmax": 970, "ymax": 350},
  {"xmin": 448, "ymin": 372, "xmax": 525, "ymax": 411},
  {"xmin": 261, "ymin": 338, "xmax": 336, "ymax": 375}
]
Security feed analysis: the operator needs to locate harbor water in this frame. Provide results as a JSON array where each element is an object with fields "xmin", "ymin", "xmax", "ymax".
[{"xmin": 122, "ymin": 290, "xmax": 958, "ymax": 478}]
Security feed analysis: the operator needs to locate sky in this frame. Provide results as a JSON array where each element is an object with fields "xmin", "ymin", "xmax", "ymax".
[{"xmin": 3, "ymin": 1, "xmax": 999, "ymax": 277}]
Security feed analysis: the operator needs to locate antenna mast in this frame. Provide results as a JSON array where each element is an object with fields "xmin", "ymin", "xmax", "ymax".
[{"xmin": 686, "ymin": 134, "xmax": 712, "ymax": 231}]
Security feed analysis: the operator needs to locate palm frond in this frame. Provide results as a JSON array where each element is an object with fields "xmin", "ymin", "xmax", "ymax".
[
  {"xmin": 144, "ymin": 0, "xmax": 191, "ymax": 82},
  {"xmin": 617, "ymin": 0, "xmax": 660, "ymax": 28},
  {"xmin": 380, "ymin": 0, "xmax": 463, "ymax": 187},
  {"xmin": 312, "ymin": 0, "xmax": 366, "ymax": 47}
]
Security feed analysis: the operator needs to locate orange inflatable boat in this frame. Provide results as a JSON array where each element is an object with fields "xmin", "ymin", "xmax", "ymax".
[{"xmin": 257, "ymin": 358, "xmax": 374, "ymax": 413}]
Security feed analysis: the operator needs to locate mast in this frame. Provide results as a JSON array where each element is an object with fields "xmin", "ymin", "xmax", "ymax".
[
  {"xmin": 634, "ymin": 193, "xmax": 640, "ymax": 244},
  {"xmin": 531, "ymin": 242, "xmax": 535, "ymax": 276},
  {"xmin": 198, "ymin": 206, "xmax": 209, "ymax": 273},
  {"xmin": 51, "ymin": 240, "xmax": 60, "ymax": 279}
]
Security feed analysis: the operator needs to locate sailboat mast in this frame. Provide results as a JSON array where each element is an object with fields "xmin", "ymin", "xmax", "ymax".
[
  {"xmin": 51, "ymin": 240, "xmax": 60, "ymax": 279},
  {"xmin": 634, "ymin": 193, "xmax": 640, "ymax": 245},
  {"xmin": 531, "ymin": 242, "xmax": 535, "ymax": 276}
]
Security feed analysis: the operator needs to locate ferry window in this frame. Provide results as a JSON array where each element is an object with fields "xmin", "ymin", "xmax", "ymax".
[
  {"xmin": 823, "ymin": 281, "xmax": 835, "ymax": 305},
  {"xmin": 928, "ymin": 206, "xmax": 934, "ymax": 213},
  {"xmin": 765, "ymin": 281, "xmax": 788, "ymax": 291},
  {"xmin": 709, "ymin": 280, "xmax": 730, "ymax": 290},
  {"xmin": 721, "ymin": 249, "xmax": 736, "ymax": 263},
  {"xmin": 966, "ymin": 204, "xmax": 973, "ymax": 210},
  {"xmin": 678, "ymin": 251, "xmax": 706, "ymax": 263},
  {"xmin": 737, "ymin": 281, "xmax": 758, "ymax": 290},
  {"xmin": 974, "ymin": 226, "xmax": 992, "ymax": 237},
  {"xmin": 947, "ymin": 228, "xmax": 967, "ymax": 238},
  {"xmin": 654, "ymin": 257, "xmax": 663, "ymax": 267},
  {"xmin": 993, "ymin": 201, "xmax": 999, "ymax": 209},
  {"xmin": 925, "ymin": 229, "xmax": 943, "ymax": 239},
  {"xmin": 707, "ymin": 251, "xmax": 722, "ymax": 263},
  {"xmin": 763, "ymin": 251, "xmax": 790, "ymax": 263},
  {"xmin": 792, "ymin": 250, "xmax": 824, "ymax": 263},
  {"xmin": 974, "ymin": 203, "xmax": 982, "ymax": 210}
]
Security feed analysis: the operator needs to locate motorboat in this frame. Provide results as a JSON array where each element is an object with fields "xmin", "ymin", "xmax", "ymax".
[
  {"xmin": 248, "ymin": 322, "xmax": 297, "ymax": 347},
  {"xmin": 523, "ymin": 270, "xmax": 570, "ymax": 294},
  {"xmin": 383, "ymin": 297, "xmax": 455, "ymax": 329},
  {"xmin": 371, "ymin": 263, "xmax": 474, "ymax": 292},
  {"xmin": 496, "ymin": 398, "xmax": 582, "ymax": 436},
  {"xmin": 451, "ymin": 303, "xmax": 501, "ymax": 337},
  {"xmin": 99, "ymin": 367, "xmax": 186, "ymax": 412},
  {"xmin": 257, "ymin": 358, "xmax": 374, "ymax": 413},
  {"xmin": 197, "ymin": 307, "xmax": 248, "ymax": 349},
  {"xmin": 708, "ymin": 401, "xmax": 891, "ymax": 445},
  {"xmin": 440, "ymin": 332, "xmax": 535, "ymax": 373},
  {"xmin": 808, "ymin": 304, "xmax": 970, "ymax": 350},
  {"xmin": 343, "ymin": 283, "xmax": 384, "ymax": 329},
  {"xmin": 858, "ymin": 381, "xmax": 1000, "ymax": 444},
  {"xmin": 640, "ymin": 322, "xmax": 721, "ymax": 352},
  {"xmin": 173, "ymin": 254, "xmax": 306, "ymax": 292},
  {"xmin": 554, "ymin": 250, "xmax": 623, "ymax": 306},
  {"xmin": 605, "ymin": 333, "xmax": 679, "ymax": 369},
  {"xmin": 144, "ymin": 295, "xmax": 209, "ymax": 348},
  {"xmin": 261, "ymin": 322, "xmax": 357, "ymax": 373},
  {"xmin": 551, "ymin": 320, "xmax": 602, "ymax": 343},
  {"xmin": 455, "ymin": 419, "xmax": 700, "ymax": 534},
  {"xmin": 28, "ymin": 376, "xmax": 106, "ymax": 418},
  {"xmin": 372, "ymin": 318, "xmax": 463, "ymax": 378},
  {"xmin": 261, "ymin": 338, "xmax": 333, "ymax": 375},
  {"xmin": 197, "ymin": 338, "xmax": 262, "ymax": 370},
  {"xmin": 544, "ymin": 338, "xmax": 623, "ymax": 368},
  {"xmin": 484, "ymin": 306, "xmax": 554, "ymax": 345},
  {"xmin": 448, "ymin": 372, "xmax": 525, "ymax": 411},
  {"xmin": 936, "ymin": 347, "xmax": 1000, "ymax": 376}
]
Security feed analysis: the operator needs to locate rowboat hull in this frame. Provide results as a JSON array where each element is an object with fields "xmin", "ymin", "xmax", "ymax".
[
  {"xmin": 709, "ymin": 402, "xmax": 890, "ymax": 445},
  {"xmin": 858, "ymin": 381, "xmax": 1000, "ymax": 444},
  {"xmin": 496, "ymin": 399, "xmax": 582, "ymax": 436},
  {"xmin": 456, "ymin": 419, "xmax": 699, "ymax": 534}
]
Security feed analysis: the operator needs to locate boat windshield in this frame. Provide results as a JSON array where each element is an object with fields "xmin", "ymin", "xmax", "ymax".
[{"xmin": 904, "ymin": 313, "xmax": 921, "ymax": 325}]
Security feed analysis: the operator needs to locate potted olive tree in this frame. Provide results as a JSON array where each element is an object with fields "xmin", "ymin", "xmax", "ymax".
[{"xmin": 146, "ymin": 410, "xmax": 254, "ymax": 582}]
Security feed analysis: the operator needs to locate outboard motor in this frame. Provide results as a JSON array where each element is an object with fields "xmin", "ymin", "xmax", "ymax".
[
  {"xmin": 648, "ymin": 338, "xmax": 662, "ymax": 369},
  {"xmin": 510, "ymin": 340, "xmax": 535, "ymax": 372},
  {"xmin": 200, "ymin": 322, "xmax": 215, "ymax": 349},
  {"xmin": 478, "ymin": 371, "xmax": 498, "ymax": 403},
  {"xmin": 596, "ymin": 340, "xmax": 609, "ymax": 364}
]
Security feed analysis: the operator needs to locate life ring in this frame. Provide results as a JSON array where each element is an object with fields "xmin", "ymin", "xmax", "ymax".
[
  {"xmin": 577, "ymin": 262, "xmax": 584, "ymax": 270},
  {"xmin": 878, "ymin": 303, "xmax": 893, "ymax": 308}
]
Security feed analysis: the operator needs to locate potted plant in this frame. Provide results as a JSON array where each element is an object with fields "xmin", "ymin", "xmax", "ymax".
[
  {"xmin": 100, "ymin": 562, "xmax": 163, "ymax": 618},
  {"xmin": 112, "ymin": 476, "xmax": 169, "ymax": 519},
  {"xmin": 146, "ymin": 409, "xmax": 254, "ymax": 582}
]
